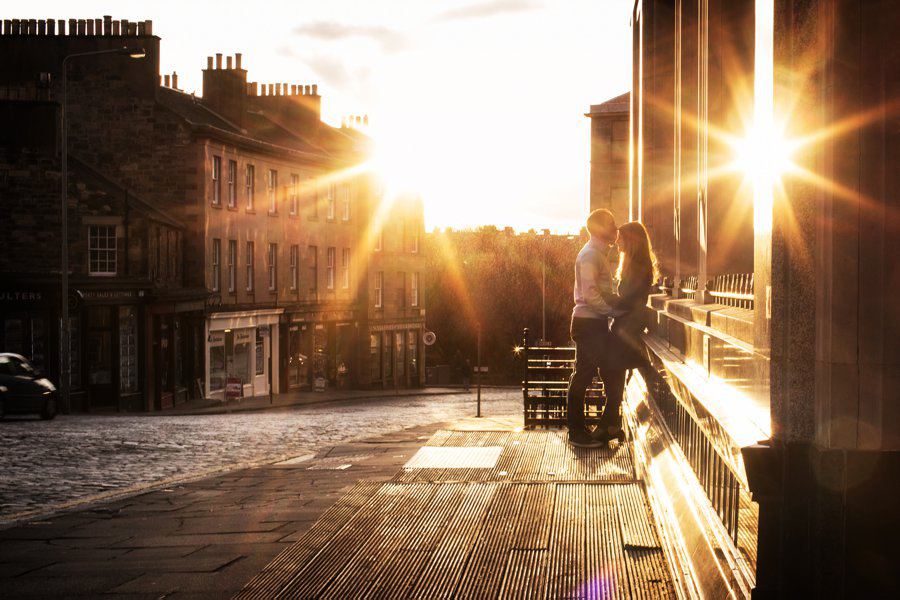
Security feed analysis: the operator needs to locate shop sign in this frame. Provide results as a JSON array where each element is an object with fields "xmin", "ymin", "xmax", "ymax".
[
  {"xmin": 314, "ymin": 376, "xmax": 327, "ymax": 392},
  {"xmin": 225, "ymin": 377, "xmax": 243, "ymax": 400},
  {"xmin": 0, "ymin": 291, "xmax": 43, "ymax": 302},
  {"xmin": 235, "ymin": 330, "xmax": 253, "ymax": 343},
  {"xmin": 81, "ymin": 290, "xmax": 145, "ymax": 301}
]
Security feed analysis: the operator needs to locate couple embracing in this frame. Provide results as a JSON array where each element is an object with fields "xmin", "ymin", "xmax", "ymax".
[{"xmin": 566, "ymin": 209, "xmax": 657, "ymax": 448}]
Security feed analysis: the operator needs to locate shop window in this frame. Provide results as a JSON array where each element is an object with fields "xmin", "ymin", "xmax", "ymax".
[
  {"xmin": 255, "ymin": 328, "xmax": 265, "ymax": 376},
  {"xmin": 370, "ymin": 333, "xmax": 381, "ymax": 382},
  {"xmin": 395, "ymin": 331, "xmax": 405, "ymax": 379},
  {"xmin": 382, "ymin": 331, "xmax": 392, "ymax": 379},
  {"xmin": 88, "ymin": 225, "xmax": 117, "ymax": 276},
  {"xmin": 233, "ymin": 329, "xmax": 252, "ymax": 384},
  {"xmin": 408, "ymin": 330, "xmax": 418, "ymax": 379},
  {"xmin": 209, "ymin": 334, "xmax": 225, "ymax": 392},
  {"xmin": 119, "ymin": 306, "xmax": 138, "ymax": 393}
]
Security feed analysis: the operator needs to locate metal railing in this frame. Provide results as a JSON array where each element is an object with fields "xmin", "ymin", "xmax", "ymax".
[
  {"xmin": 709, "ymin": 273, "xmax": 754, "ymax": 309},
  {"xmin": 520, "ymin": 328, "xmax": 605, "ymax": 429},
  {"xmin": 644, "ymin": 364, "xmax": 742, "ymax": 544}
]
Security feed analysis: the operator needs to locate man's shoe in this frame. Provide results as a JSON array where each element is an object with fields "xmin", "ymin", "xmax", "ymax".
[{"xmin": 568, "ymin": 432, "xmax": 603, "ymax": 448}]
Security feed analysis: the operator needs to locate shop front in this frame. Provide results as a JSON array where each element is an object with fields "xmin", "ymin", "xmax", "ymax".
[
  {"xmin": 365, "ymin": 324, "xmax": 424, "ymax": 389},
  {"xmin": 283, "ymin": 309, "xmax": 358, "ymax": 392},
  {"xmin": 206, "ymin": 308, "xmax": 282, "ymax": 401}
]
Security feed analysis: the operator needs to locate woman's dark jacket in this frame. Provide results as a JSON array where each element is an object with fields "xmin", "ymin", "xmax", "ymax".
[{"xmin": 603, "ymin": 266, "xmax": 653, "ymax": 371}]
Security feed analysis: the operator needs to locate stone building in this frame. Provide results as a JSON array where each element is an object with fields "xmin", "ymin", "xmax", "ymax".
[
  {"xmin": 585, "ymin": 92, "xmax": 630, "ymax": 226},
  {"xmin": 0, "ymin": 83, "xmax": 203, "ymax": 412},
  {"xmin": 0, "ymin": 16, "xmax": 425, "ymax": 408},
  {"xmin": 624, "ymin": 0, "xmax": 899, "ymax": 597}
]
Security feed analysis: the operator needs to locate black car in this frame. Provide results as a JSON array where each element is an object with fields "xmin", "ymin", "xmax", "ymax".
[{"xmin": 0, "ymin": 353, "xmax": 58, "ymax": 420}]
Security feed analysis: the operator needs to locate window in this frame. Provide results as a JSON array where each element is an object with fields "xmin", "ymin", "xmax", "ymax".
[
  {"xmin": 290, "ymin": 174, "xmax": 299, "ymax": 216},
  {"xmin": 245, "ymin": 164, "xmax": 255, "ymax": 210},
  {"xmin": 211, "ymin": 238, "xmax": 221, "ymax": 291},
  {"xmin": 227, "ymin": 159, "xmax": 237, "ymax": 208},
  {"xmin": 400, "ymin": 219, "xmax": 407, "ymax": 252},
  {"xmin": 268, "ymin": 169, "xmax": 278, "ymax": 213},
  {"xmin": 326, "ymin": 183, "xmax": 336, "ymax": 220},
  {"xmin": 310, "ymin": 181, "xmax": 319, "ymax": 218},
  {"xmin": 228, "ymin": 240, "xmax": 237, "ymax": 292},
  {"xmin": 246, "ymin": 241, "xmax": 255, "ymax": 291},
  {"xmin": 308, "ymin": 245, "xmax": 318, "ymax": 295},
  {"xmin": 375, "ymin": 271, "xmax": 383, "ymax": 308},
  {"xmin": 88, "ymin": 225, "xmax": 117, "ymax": 276},
  {"xmin": 411, "ymin": 272, "xmax": 419, "ymax": 307},
  {"xmin": 342, "ymin": 248, "xmax": 350, "ymax": 289},
  {"xmin": 290, "ymin": 245, "xmax": 299, "ymax": 290},
  {"xmin": 341, "ymin": 183, "xmax": 350, "ymax": 221},
  {"xmin": 375, "ymin": 228, "xmax": 383, "ymax": 252},
  {"xmin": 397, "ymin": 271, "xmax": 406, "ymax": 307},
  {"xmin": 212, "ymin": 155, "xmax": 221, "ymax": 206},
  {"xmin": 326, "ymin": 247, "xmax": 335, "ymax": 290},
  {"xmin": 412, "ymin": 220, "xmax": 419, "ymax": 253},
  {"xmin": 268, "ymin": 243, "xmax": 277, "ymax": 290}
]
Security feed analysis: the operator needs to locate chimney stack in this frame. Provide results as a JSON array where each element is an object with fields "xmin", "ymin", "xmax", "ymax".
[
  {"xmin": 172, "ymin": 72, "xmax": 178, "ymax": 89},
  {"xmin": 207, "ymin": 56, "xmax": 213, "ymax": 70},
  {"xmin": 235, "ymin": 53, "xmax": 242, "ymax": 69},
  {"xmin": 226, "ymin": 56, "xmax": 232, "ymax": 70},
  {"xmin": 215, "ymin": 53, "xmax": 222, "ymax": 69},
  {"xmin": 312, "ymin": 84, "xmax": 317, "ymax": 95},
  {"xmin": 103, "ymin": 15, "xmax": 112, "ymax": 35},
  {"xmin": 164, "ymin": 74, "xmax": 170, "ymax": 87},
  {"xmin": 364, "ymin": 115, "xmax": 369, "ymax": 126}
]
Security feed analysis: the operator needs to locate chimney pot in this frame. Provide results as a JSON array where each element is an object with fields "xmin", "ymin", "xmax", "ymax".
[
  {"xmin": 207, "ymin": 56, "xmax": 213, "ymax": 70},
  {"xmin": 48, "ymin": 19, "xmax": 55, "ymax": 35},
  {"xmin": 112, "ymin": 21, "xmax": 119, "ymax": 36},
  {"xmin": 276, "ymin": 83, "xmax": 281, "ymax": 96},
  {"xmin": 144, "ymin": 20, "xmax": 152, "ymax": 35},
  {"xmin": 312, "ymin": 84, "xmax": 318, "ymax": 95},
  {"xmin": 251, "ymin": 82, "xmax": 258, "ymax": 96},
  {"xmin": 356, "ymin": 116, "xmax": 361, "ymax": 125},
  {"xmin": 121, "ymin": 19, "xmax": 129, "ymax": 35},
  {"xmin": 172, "ymin": 72, "xmax": 178, "ymax": 89},
  {"xmin": 95, "ymin": 18, "xmax": 102, "ymax": 34},
  {"xmin": 291, "ymin": 85, "xmax": 297, "ymax": 95},
  {"xmin": 364, "ymin": 115, "xmax": 369, "ymax": 126},
  {"xmin": 77, "ymin": 19, "xmax": 85, "ymax": 35},
  {"xmin": 304, "ymin": 85, "xmax": 310, "ymax": 95},
  {"xmin": 164, "ymin": 74, "xmax": 170, "ymax": 87},
  {"xmin": 38, "ymin": 19, "xmax": 46, "ymax": 35},
  {"xmin": 86, "ymin": 19, "xmax": 94, "ymax": 36},
  {"xmin": 342, "ymin": 116, "xmax": 347, "ymax": 128},
  {"xmin": 226, "ymin": 56, "xmax": 232, "ymax": 69},
  {"xmin": 268, "ymin": 83, "xmax": 274, "ymax": 96},
  {"xmin": 137, "ymin": 21, "xmax": 145, "ymax": 36},
  {"xmin": 103, "ymin": 15, "xmax": 112, "ymax": 35},
  {"xmin": 235, "ymin": 53, "xmax": 242, "ymax": 69},
  {"xmin": 58, "ymin": 19, "xmax": 65, "ymax": 35},
  {"xmin": 128, "ymin": 22, "xmax": 137, "ymax": 36},
  {"xmin": 215, "ymin": 53, "xmax": 222, "ymax": 69}
]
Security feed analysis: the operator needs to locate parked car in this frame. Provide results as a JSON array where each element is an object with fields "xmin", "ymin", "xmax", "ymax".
[{"xmin": 0, "ymin": 353, "xmax": 58, "ymax": 420}]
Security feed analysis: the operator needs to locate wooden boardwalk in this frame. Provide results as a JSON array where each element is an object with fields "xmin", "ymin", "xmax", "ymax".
[{"xmin": 235, "ymin": 430, "xmax": 676, "ymax": 599}]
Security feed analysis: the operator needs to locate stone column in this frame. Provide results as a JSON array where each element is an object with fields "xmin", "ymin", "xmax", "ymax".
[{"xmin": 746, "ymin": 0, "xmax": 900, "ymax": 596}]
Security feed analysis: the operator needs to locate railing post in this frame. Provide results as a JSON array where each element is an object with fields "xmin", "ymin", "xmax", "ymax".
[{"xmin": 522, "ymin": 327, "xmax": 530, "ymax": 411}]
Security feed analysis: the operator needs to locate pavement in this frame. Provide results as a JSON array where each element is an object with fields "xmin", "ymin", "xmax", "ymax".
[
  {"xmin": 158, "ymin": 385, "xmax": 468, "ymax": 416},
  {"xmin": 0, "ymin": 414, "xmax": 520, "ymax": 599}
]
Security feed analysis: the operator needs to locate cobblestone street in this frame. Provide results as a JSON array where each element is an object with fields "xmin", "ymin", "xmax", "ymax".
[{"xmin": 0, "ymin": 390, "xmax": 519, "ymax": 520}]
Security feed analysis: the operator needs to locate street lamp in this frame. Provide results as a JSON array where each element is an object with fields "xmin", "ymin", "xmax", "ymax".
[{"xmin": 59, "ymin": 47, "xmax": 145, "ymax": 412}]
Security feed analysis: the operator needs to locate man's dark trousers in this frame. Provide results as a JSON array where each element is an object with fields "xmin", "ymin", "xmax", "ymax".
[{"xmin": 567, "ymin": 316, "xmax": 615, "ymax": 435}]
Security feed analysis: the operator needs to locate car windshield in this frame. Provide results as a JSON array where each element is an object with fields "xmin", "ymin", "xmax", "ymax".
[{"xmin": 0, "ymin": 356, "xmax": 35, "ymax": 376}]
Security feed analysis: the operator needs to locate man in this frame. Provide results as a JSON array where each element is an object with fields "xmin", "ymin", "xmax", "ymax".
[{"xmin": 565, "ymin": 209, "xmax": 625, "ymax": 447}]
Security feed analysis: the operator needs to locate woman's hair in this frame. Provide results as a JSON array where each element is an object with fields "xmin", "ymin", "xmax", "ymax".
[{"xmin": 615, "ymin": 221, "xmax": 659, "ymax": 283}]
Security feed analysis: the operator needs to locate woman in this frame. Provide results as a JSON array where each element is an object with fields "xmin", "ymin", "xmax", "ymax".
[{"xmin": 598, "ymin": 221, "xmax": 659, "ymax": 440}]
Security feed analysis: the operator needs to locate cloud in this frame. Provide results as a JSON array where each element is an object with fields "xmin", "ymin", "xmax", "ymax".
[
  {"xmin": 434, "ymin": 0, "xmax": 539, "ymax": 21},
  {"xmin": 302, "ymin": 55, "xmax": 353, "ymax": 89},
  {"xmin": 292, "ymin": 22, "xmax": 407, "ymax": 52}
]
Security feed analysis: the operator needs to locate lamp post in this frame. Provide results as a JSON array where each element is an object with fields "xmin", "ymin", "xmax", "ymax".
[{"xmin": 59, "ymin": 47, "xmax": 145, "ymax": 412}]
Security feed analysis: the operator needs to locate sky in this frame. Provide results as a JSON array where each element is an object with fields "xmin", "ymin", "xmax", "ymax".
[{"xmin": 26, "ymin": 0, "xmax": 634, "ymax": 233}]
